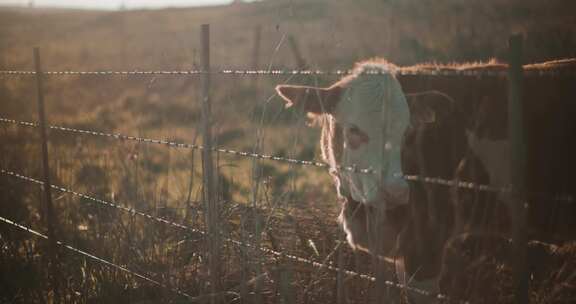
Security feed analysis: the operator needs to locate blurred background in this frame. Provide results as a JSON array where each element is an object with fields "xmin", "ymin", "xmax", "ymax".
[{"xmin": 0, "ymin": 0, "xmax": 575, "ymax": 303}]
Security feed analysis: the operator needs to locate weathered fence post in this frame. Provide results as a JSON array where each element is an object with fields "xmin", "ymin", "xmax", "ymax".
[
  {"xmin": 33, "ymin": 47, "xmax": 60, "ymax": 301},
  {"xmin": 507, "ymin": 34, "xmax": 528, "ymax": 304},
  {"xmin": 200, "ymin": 24, "xmax": 221, "ymax": 303},
  {"xmin": 252, "ymin": 25, "xmax": 262, "ymax": 70}
]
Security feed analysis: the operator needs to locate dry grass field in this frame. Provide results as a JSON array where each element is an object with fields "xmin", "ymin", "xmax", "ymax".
[{"xmin": 1, "ymin": 0, "xmax": 575, "ymax": 303}]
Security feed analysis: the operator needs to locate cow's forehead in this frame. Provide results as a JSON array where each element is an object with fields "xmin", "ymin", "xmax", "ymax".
[
  {"xmin": 334, "ymin": 73, "xmax": 400, "ymax": 127},
  {"xmin": 336, "ymin": 83, "xmax": 378, "ymax": 119}
]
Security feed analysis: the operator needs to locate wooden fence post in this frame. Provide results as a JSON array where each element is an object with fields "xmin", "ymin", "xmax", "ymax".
[
  {"xmin": 507, "ymin": 34, "xmax": 528, "ymax": 304},
  {"xmin": 252, "ymin": 25, "xmax": 262, "ymax": 70},
  {"xmin": 200, "ymin": 24, "xmax": 221, "ymax": 303},
  {"xmin": 33, "ymin": 47, "xmax": 60, "ymax": 301}
]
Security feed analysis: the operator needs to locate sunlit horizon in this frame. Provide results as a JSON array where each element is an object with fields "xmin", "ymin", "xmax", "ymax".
[{"xmin": 0, "ymin": 0, "xmax": 236, "ymax": 10}]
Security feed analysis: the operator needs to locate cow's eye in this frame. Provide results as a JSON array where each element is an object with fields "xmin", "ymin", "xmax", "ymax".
[
  {"xmin": 344, "ymin": 124, "xmax": 370, "ymax": 149},
  {"xmin": 349, "ymin": 125, "xmax": 361, "ymax": 135}
]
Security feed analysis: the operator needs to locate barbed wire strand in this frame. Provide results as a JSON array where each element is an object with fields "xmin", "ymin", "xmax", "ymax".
[
  {"xmin": 0, "ymin": 67, "xmax": 574, "ymax": 77},
  {"xmin": 0, "ymin": 168, "xmax": 462, "ymax": 302},
  {"xmin": 0, "ymin": 214, "xmax": 195, "ymax": 300},
  {"xmin": 1, "ymin": 116, "xmax": 573, "ymax": 203}
]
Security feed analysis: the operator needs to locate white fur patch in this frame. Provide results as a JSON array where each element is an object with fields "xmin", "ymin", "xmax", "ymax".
[
  {"xmin": 466, "ymin": 131, "xmax": 511, "ymax": 202},
  {"xmin": 334, "ymin": 64, "xmax": 410, "ymax": 209}
]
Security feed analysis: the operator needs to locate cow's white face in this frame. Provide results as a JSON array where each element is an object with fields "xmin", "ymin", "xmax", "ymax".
[
  {"xmin": 275, "ymin": 65, "xmax": 411, "ymax": 210},
  {"xmin": 333, "ymin": 70, "xmax": 410, "ymax": 208}
]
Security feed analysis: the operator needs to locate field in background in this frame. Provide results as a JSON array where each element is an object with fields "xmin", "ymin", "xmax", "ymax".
[{"xmin": 1, "ymin": 0, "xmax": 576, "ymax": 302}]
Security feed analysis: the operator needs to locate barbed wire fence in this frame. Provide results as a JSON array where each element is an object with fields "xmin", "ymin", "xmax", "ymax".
[
  {"xmin": 0, "ymin": 26, "xmax": 574, "ymax": 304},
  {"xmin": 0, "ymin": 214, "xmax": 199, "ymax": 301},
  {"xmin": 1, "ymin": 168, "xmax": 465, "ymax": 302},
  {"xmin": 1, "ymin": 60, "xmax": 574, "ymax": 77},
  {"xmin": 0, "ymin": 116, "xmax": 573, "ymax": 203}
]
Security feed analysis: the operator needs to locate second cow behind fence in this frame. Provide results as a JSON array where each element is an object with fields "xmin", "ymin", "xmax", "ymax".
[{"xmin": 275, "ymin": 58, "xmax": 576, "ymax": 303}]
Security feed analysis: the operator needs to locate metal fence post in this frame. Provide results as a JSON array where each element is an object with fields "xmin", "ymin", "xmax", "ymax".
[
  {"xmin": 33, "ymin": 47, "xmax": 60, "ymax": 301},
  {"xmin": 200, "ymin": 24, "xmax": 221, "ymax": 303},
  {"xmin": 507, "ymin": 34, "xmax": 528, "ymax": 304}
]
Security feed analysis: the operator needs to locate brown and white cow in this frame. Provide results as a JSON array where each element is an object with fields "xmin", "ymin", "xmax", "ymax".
[
  {"xmin": 276, "ymin": 58, "xmax": 576, "ymax": 302},
  {"xmin": 277, "ymin": 60, "xmax": 468, "ymax": 301}
]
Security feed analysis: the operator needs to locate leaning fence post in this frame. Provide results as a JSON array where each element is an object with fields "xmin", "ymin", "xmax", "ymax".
[
  {"xmin": 200, "ymin": 24, "xmax": 221, "ymax": 303},
  {"xmin": 507, "ymin": 34, "xmax": 528, "ymax": 304},
  {"xmin": 33, "ymin": 47, "xmax": 60, "ymax": 301}
]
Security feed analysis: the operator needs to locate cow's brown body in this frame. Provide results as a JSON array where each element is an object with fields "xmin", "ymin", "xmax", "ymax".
[
  {"xmin": 276, "ymin": 58, "xmax": 576, "ymax": 302},
  {"xmin": 397, "ymin": 61, "xmax": 576, "ymax": 239},
  {"xmin": 401, "ymin": 61, "xmax": 576, "ymax": 297}
]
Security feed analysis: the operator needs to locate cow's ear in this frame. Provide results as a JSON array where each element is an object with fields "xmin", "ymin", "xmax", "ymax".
[
  {"xmin": 405, "ymin": 91, "xmax": 454, "ymax": 124},
  {"xmin": 276, "ymin": 84, "xmax": 343, "ymax": 114}
]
